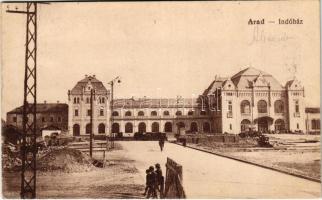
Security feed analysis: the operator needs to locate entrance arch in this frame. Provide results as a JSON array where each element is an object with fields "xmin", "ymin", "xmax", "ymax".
[
  {"xmin": 190, "ymin": 122, "xmax": 198, "ymax": 132},
  {"xmin": 203, "ymin": 122, "xmax": 210, "ymax": 133},
  {"xmin": 241, "ymin": 119, "xmax": 251, "ymax": 132},
  {"xmin": 125, "ymin": 122, "xmax": 133, "ymax": 133},
  {"xmin": 98, "ymin": 123, "xmax": 105, "ymax": 134},
  {"xmin": 152, "ymin": 122, "xmax": 159, "ymax": 132},
  {"xmin": 73, "ymin": 124, "xmax": 80, "ymax": 136},
  {"xmin": 258, "ymin": 118, "xmax": 268, "ymax": 132},
  {"xmin": 138, "ymin": 122, "xmax": 146, "ymax": 133},
  {"xmin": 164, "ymin": 122, "xmax": 173, "ymax": 132},
  {"xmin": 275, "ymin": 119, "xmax": 285, "ymax": 132},
  {"xmin": 112, "ymin": 123, "xmax": 120, "ymax": 133}
]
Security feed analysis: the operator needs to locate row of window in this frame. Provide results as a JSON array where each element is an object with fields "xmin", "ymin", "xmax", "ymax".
[
  {"xmin": 112, "ymin": 110, "xmax": 208, "ymax": 117},
  {"xmin": 73, "ymin": 97, "xmax": 106, "ymax": 104},
  {"xmin": 74, "ymin": 109, "xmax": 105, "ymax": 117},
  {"xmin": 12, "ymin": 116, "xmax": 63, "ymax": 123},
  {"xmin": 228, "ymin": 100, "xmax": 295, "ymax": 115}
]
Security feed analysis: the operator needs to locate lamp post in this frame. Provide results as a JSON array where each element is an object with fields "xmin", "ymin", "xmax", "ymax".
[{"xmin": 108, "ymin": 76, "xmax": 121, "ymax": 148}]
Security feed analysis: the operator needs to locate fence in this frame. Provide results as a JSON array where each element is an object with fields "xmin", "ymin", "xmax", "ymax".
[{"xmin": 164, "ymin": 157, "xmax": 186, "ymax": 198}]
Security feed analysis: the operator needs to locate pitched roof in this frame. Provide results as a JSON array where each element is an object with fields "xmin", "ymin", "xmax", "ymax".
[
  {"xmin": 70, "ymin": 75, "xmax": 108, "ymax": 94},
  {"xmin": 230, "ymin": 67, "xmax": 283, "ymax": 90},
  {"xmin": 203, "ymin": 76, "xmax": 227, "ymax": 95},
  {"xmin": 113, "ymin": 98, "xmax": 200, "ymax": 108},
  {"xmin": 305, "ymin": 107, "xmax": 320, "ymax": 113},
  {"xmin": 7, "ymin": 103, "xmax": 68, "ymax": 114}
]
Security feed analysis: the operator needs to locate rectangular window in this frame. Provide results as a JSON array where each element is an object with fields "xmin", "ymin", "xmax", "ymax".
[
  {"xmin": 228, "ymin": 101, "xmax": 232, "ymax": 112},
  {"xmin": 230, "ymin": 124, "xmax": 232, "ymax": 130},
  {"xmin": 50, "ymin": 117, "xmax": 54, "ymax": 122},
  {"xmin": 295, "ymin": 100, "xmax": 299, "ymax": 113},
  {"xmin": 75, "ymin": 109, "xmax": 79, "ymax": 116},
  {"xmin": 58, "ymin": 116, "xmax": 62, "ymax": 122},
  {"xmin": 13, "ymin": 117, "xmax": 17, "ymax": 123},
  {"xmin": 100, "ymin": 109, "xmax": 104, "ymax": 116},
  {"xmin": 87, "ymin": 109, "xmax": 91, "ymax": 116},
  {"xmin": 42, "ymin": 117, "xmax": 45, "ymax": 122},
  {"xmin": 297, "ymin": 123, "xmax": 299, "ymax": 129}
]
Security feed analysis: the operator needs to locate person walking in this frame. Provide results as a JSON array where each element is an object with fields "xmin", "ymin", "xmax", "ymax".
[
  {"xmin": 158, "ymin": 134, "xmax": 165, "ymax": 152},
  {"xmin": 147, "ymin": 166, "xmax": 157, "ymax": 198},
  {"xmin": 155, "ymin": 163, "xmax": 164, "ymax": 198},
  {"xmin": 143, "ymin": 169, "xmax": 150, "ymax": 196}
]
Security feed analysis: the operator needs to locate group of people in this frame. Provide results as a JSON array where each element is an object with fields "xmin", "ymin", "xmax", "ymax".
[{"xmin": 143, "ymin": 163, "xmax": 165, "ymax": 199}]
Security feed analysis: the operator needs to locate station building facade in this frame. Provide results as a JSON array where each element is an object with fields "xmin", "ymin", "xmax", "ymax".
[
  {"xmin": 67, "ymin": 67, "xmax": 308, "ymax": 136},
  {"xmin": 203, "ymin": 67, "xmax": 306, "ymax": 134}
]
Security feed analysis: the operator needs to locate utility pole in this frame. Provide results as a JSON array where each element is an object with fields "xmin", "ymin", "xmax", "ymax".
[
  {"xmin": 6, "ymin": 2, "xmax": 47, "ymax": 198},
  {"xmin": 108, "ymin": 76, "xmax": 121, "ymax": 148},
  {"xmin": 90, "ymin": 89, "xmax": 94, "ymax": 157}
]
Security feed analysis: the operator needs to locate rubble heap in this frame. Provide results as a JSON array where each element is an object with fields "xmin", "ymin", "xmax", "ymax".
[{"xmin": 37, "ymin": 147, "xmax": 94, "ymax": 173}]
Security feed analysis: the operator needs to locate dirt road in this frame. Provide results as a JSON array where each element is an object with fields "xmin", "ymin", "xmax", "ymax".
[{"xmin": 120, "ymin": 141, "xmax": 321, "ymax": 198}]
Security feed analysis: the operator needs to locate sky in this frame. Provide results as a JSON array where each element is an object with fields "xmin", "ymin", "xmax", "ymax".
[{"xmin": 1, "ymin": 1, "xmax": 320, "ymax": 119}]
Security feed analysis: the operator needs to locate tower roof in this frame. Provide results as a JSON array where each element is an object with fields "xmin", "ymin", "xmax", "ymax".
[{"xmin": 70, "ymin": 75, "xmax": 108, "ymax": 95}]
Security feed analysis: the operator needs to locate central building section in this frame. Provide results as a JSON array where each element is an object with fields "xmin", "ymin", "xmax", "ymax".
[{"xmin": 68, "ymin": 75, "xmax": 110, "ymax": 136}]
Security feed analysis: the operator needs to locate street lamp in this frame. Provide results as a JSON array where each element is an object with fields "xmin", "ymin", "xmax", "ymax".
[{"xmin": 108, "ymin": 76, "xmax": 121, "ymax": 148}]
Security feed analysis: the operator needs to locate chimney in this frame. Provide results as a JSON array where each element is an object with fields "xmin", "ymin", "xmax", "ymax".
[
  {"xmin": 93, "ymin": 74, "xmax": 96, "ymax": 78},
  {"xmin": 44, "ymin": 100, "xmax": 47, "ymax": 104},
  {"xmin": 85, "ymin": 74, "xmax": 88, "ymax": 78}
]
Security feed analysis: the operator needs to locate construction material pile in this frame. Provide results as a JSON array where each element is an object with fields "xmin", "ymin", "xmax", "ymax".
[
  {"xmin": 37, "ymin": 147, "xmax": 94, "ymax": 173},
  {"xmin": 2, "ymin": 143, "xmax": 21, "ymax": 171}
]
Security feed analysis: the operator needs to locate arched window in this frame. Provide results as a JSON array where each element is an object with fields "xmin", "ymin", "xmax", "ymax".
[
  {"xmin": 151, "ymin": 111, "xmax": 158, "ymax": 116},
  {"xmin": 257, "ymin": 100, "xmax": 268, "ymax": 113},
  {"xmin": 85, "ymin": 123, "xmax": 92, "ymax": 134},
  {"xmin": 125, "ymin": 122, "xmax": 133, "ymax": 133},
  {"xmin": 101, "ymin": 97, "xmax": 105, "ymax": 104},
  {"xmin": 77, "ymin": 97, "xmax": 80, "ymax": 103},
  {"xmin": 163, "ymin": 111, "xmax": 170, "ymax": 116},
  {"xmin": 200, "ymin": 111, "xmax": 207, "ymax": 115},
  {"xmin": 125, "ymin": 111, "xmax": 132, "ymax": 116},
  {"xmin": 188, "ymin": 111, "xmax": 194, "ymax": 116},
  {"xmin": 274, "ymin": 100, "xmax": 284, "ymax": 113},
  {"xmin": 112, "ymin": 123, "xmax": 120, "ymax": 133},
  {"xmin": 138, "ymin": 122, "xmax": 146, "ymax": 133},
  {"xmin": 152, "ymin": 122, "xmax": 159, "ymax": 132},
  {"xmin": 98, "ymin": 123, "xmax": 105, "ymax": 134},
  {"xmin": 241, "ymin": 119, "xmax": 251, "ymax": 132},
  {"xmin": 73, "ymin": 97, "xmax": 77, "ymax": 104},
  {"xmin": 190, "ymin": 122, "xmax": 198, "ymax": 132},
  {"xmin": 164, "ymin": 122, "xmax": 172, "ymax": 132},
  {"xmin": 177, "ymin": 122, "xmax": 185, "ymax": 129},
  {"xmin": 138, "ymin": 111, "xmax": 145, "ymax": 116},
  {"xmin": 73, "ymin": 124, "xmax": 80, "ymax": 136},
  {"xmin": 275, "ymin": 119, "xmax": 285, "ymax": 131},
  {"xmin": 240, "ymin": 100, "xmax": 251, "ymax": 114},
  {"xmin": 176, "ymin": 111, "xmax": 182, "ymax": 116},
  {"xmin": 86, "ymin": 97, "xmax": 90, "ymax": 104},
  {"xmin": 112, "ymin": 111, "xmax": 119, "ymax": 116},
  {"xmin": 203, "ymin": 122, "xmax": 210, "ymax": 133}
]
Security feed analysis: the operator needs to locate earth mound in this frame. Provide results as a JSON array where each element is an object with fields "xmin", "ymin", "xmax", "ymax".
[{"xmin": 38, "ymin": 147, "xmax": 94, "ymax": 172}]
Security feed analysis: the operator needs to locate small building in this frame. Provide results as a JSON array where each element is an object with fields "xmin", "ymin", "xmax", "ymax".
[
  {"xmin": 6, "ymin": 102, "xmax": 68, "ymax": 135},
  {"xmin": 305, "ymin": 107, "xmax": 320, "ymax": 134}
]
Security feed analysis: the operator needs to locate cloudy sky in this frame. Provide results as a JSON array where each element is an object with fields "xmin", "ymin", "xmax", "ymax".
[{"xmin": 1, "ymin": 1, "xmax": 320, "ymax": 118}]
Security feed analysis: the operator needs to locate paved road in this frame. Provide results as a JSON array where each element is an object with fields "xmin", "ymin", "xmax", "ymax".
[{"xmin": 118, "ymin": 141, "xmax": 321, "ymax": 198}]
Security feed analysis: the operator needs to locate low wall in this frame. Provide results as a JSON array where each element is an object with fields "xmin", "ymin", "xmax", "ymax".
[{"xmin": 179, "ymin": 134, "xmax": 240, "ymax": 144}]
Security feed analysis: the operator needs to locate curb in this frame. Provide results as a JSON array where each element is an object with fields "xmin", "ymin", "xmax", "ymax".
[{"xmin": 170, "ymin": 141, "xmax": 321, "ymax": 183}]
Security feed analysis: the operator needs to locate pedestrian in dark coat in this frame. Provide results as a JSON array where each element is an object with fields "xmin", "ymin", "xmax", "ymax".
[
  {"xmin": 147, "ymin": 166, "xmax": 157, "ymax": 198},
  {"xmin": 155, "ymin": 163, "xmax": 164, "ymax": 198}
]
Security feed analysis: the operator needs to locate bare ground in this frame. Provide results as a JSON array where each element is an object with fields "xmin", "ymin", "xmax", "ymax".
[
  {"xmin": 191, "ymin": 134, "xmax": 321, "ymax": 181},
  {"xmin": 2, "ymin": 144, "xmax": 145, "ymax": 199}
]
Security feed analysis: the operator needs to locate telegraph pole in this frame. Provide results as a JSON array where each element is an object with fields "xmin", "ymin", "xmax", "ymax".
[
  {"xmin": 90, "ymin": 89, "xmax": 94, "ymax": 157},
  {"xmin": 108, "ymin": 76, "xmax": 121, "ymax": 149},
  {"xmin": 6, "ymin": 2, "xmax": 41, "ymax": 198}
]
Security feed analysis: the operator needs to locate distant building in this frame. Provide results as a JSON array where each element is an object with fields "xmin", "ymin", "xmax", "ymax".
[
  {"xmin": 68, "ymin": 75, "xmax": 110, "ymax": 136},
  {"xmin": 67, "ymin": 67, "xmax": 310, "ymax": 136},
  {"xmin": 305, "ymin": 107, "xmax": 320, "ymax": 134},
  {"xmin": 203, "ymin": 67, "xmax": 306, "ymax": 133},
  {"xmin": 6, "ymin": 102, "xmax": 68, "ymax": 134}
]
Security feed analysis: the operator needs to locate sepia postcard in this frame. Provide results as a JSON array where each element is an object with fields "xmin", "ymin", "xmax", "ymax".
[{"xmin": 1, "ymin": 0, "xmax": 321, "ymax": 199}]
